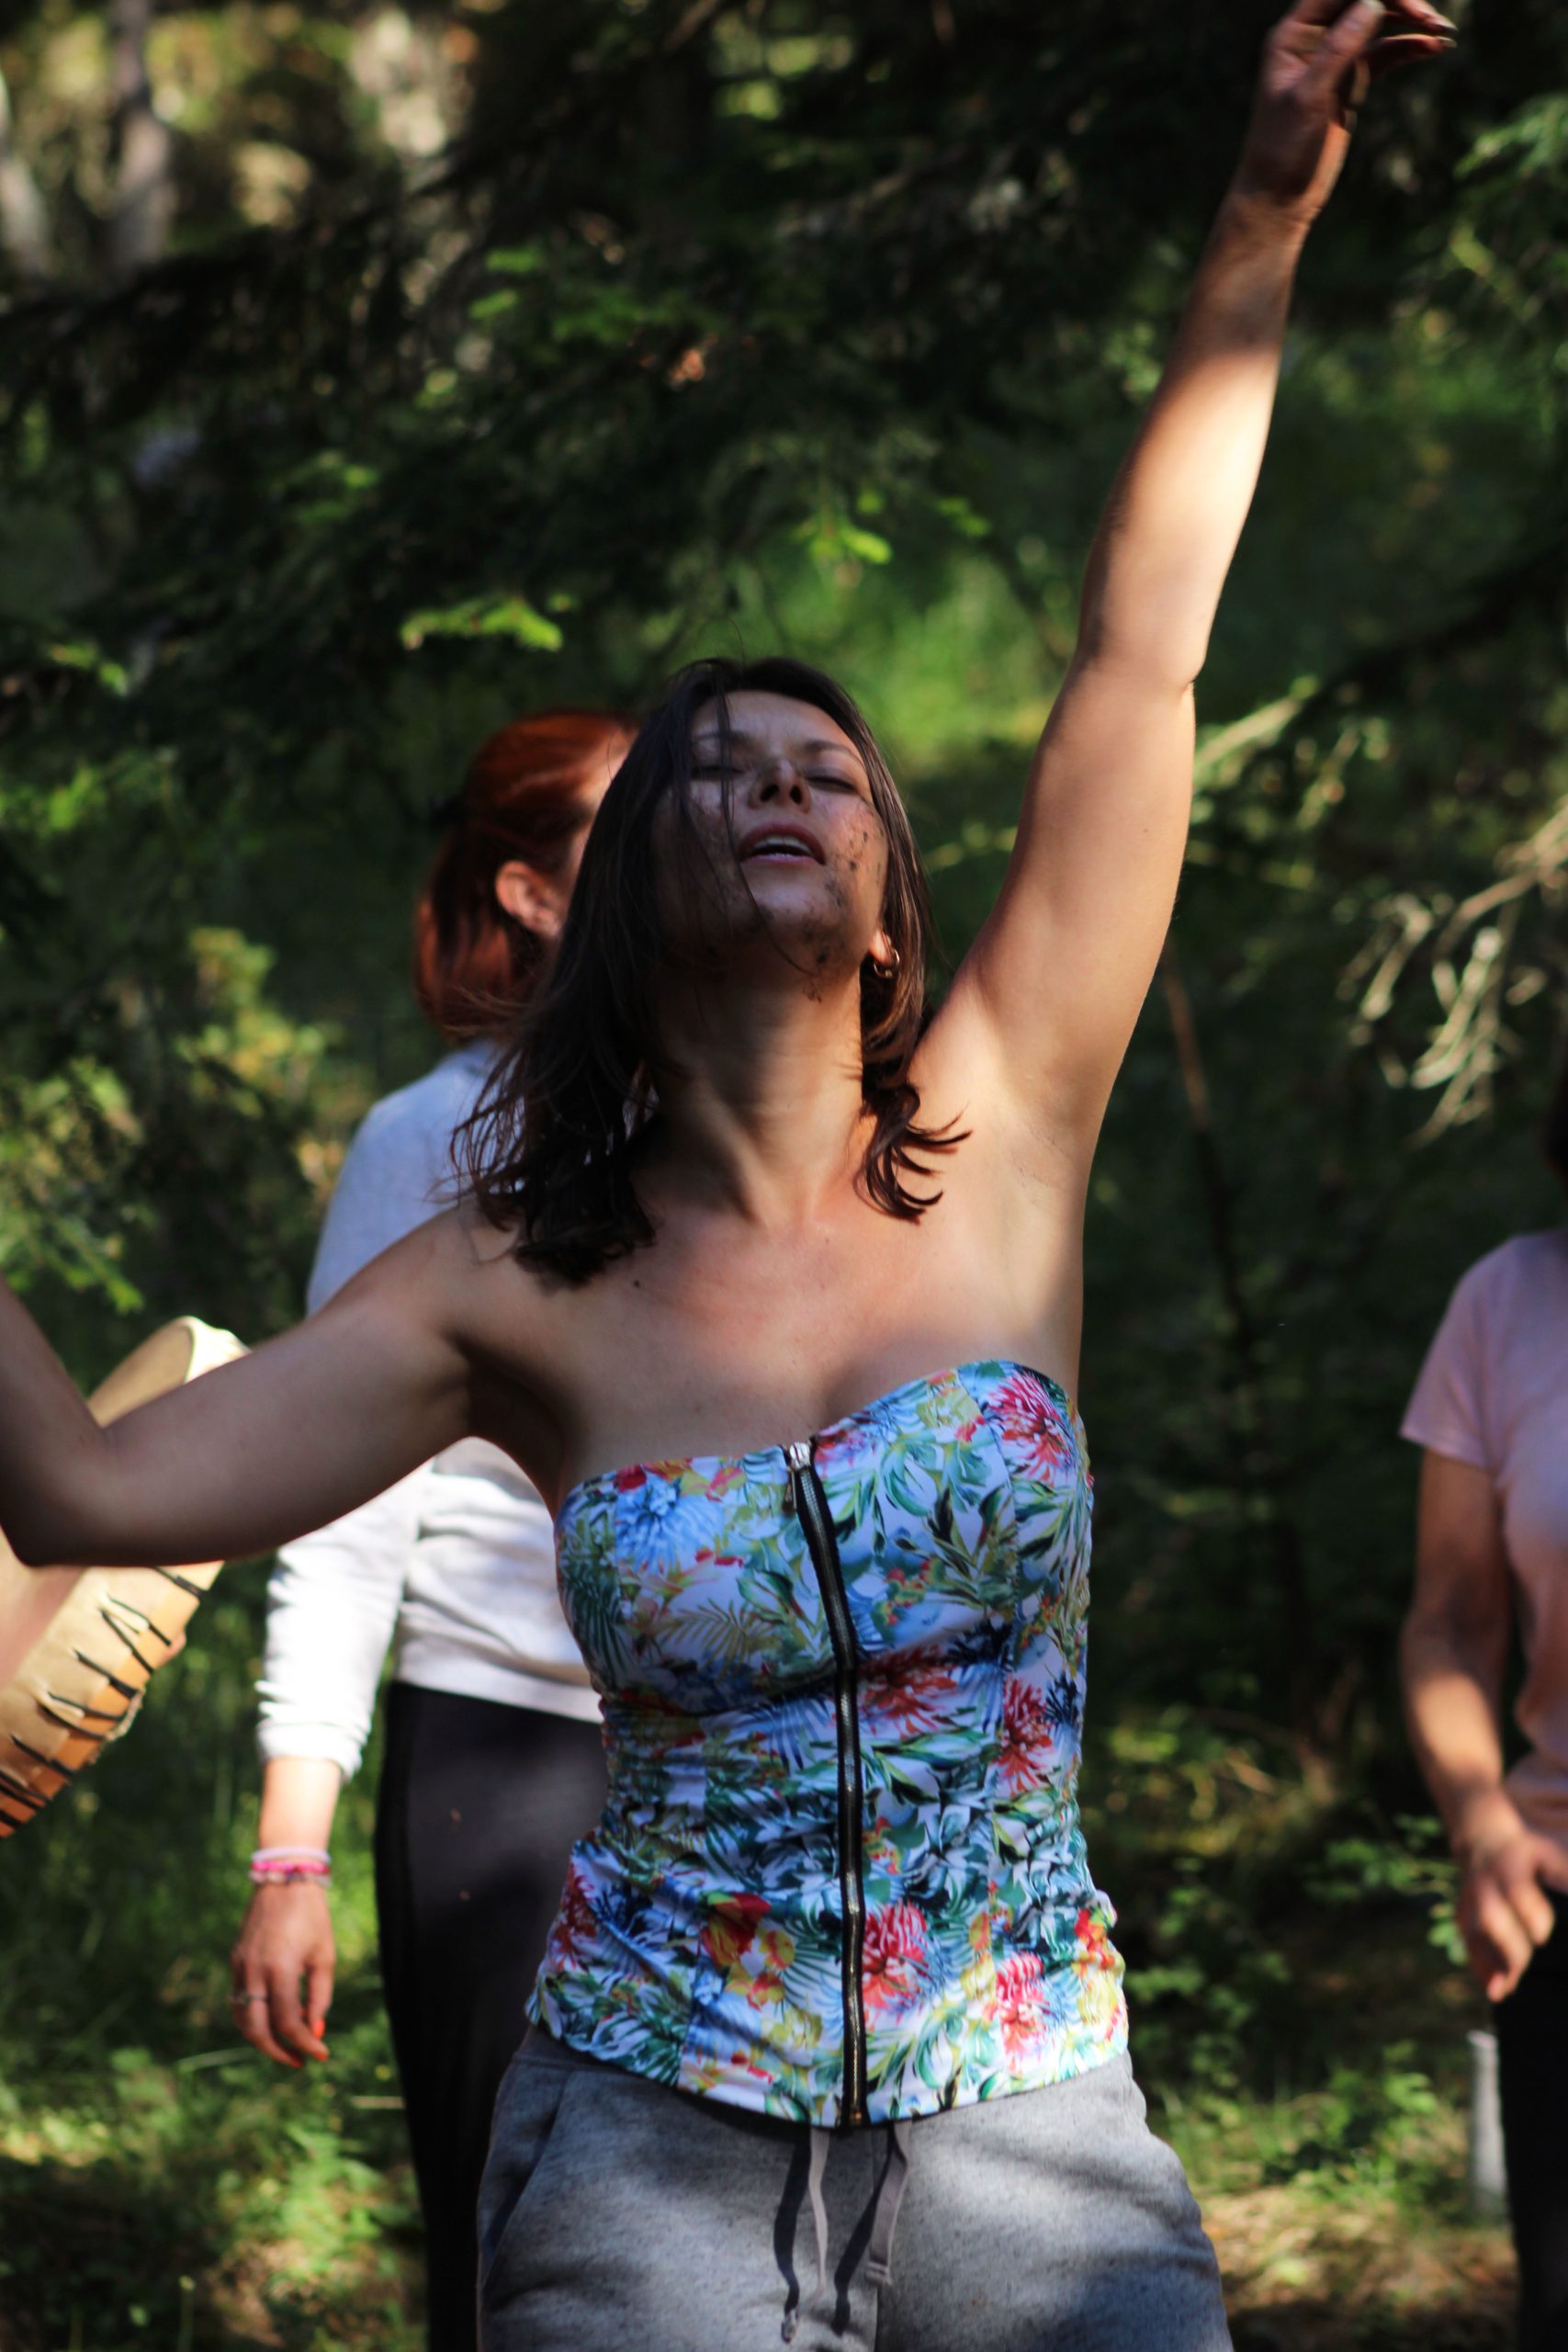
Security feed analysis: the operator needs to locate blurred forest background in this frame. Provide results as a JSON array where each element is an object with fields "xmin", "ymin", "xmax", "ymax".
[{"xmin": 0, "ymin": 0, "xmax": 1562, "ymax": 2343}]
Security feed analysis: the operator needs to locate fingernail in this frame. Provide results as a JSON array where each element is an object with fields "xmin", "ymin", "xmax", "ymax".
[{"xmin": 310, "ymin": 2018, "xmax": 326, "ymax": 2038}]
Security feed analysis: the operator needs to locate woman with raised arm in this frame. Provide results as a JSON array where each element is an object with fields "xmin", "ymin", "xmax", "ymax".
[{"xmin": 0, "ymin": 6, "xmax": 1452, "ymax": 2346}]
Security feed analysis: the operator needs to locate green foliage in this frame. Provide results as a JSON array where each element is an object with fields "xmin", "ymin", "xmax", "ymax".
[
  {"xmin": 400, "ymin": 593, "xmax": 565, "ymax": 654},
  {"xmin": 0, "ymin": 1587, "xmax": 420, "ymax": 2346}
]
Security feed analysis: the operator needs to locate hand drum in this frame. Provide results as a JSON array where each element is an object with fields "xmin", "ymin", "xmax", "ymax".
[{"xmin": 0, "ymin": 1317, "xmax": 247, "ymax": 1839}]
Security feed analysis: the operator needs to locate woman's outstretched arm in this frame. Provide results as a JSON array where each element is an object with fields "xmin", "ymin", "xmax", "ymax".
[
  {"xmin": 0, "ymin": 1214, "xmax": 478, "ymax": 1571},
  {"xmin": 933, "ymin": 0, "xmax": 1453, "ymax": 1143}
]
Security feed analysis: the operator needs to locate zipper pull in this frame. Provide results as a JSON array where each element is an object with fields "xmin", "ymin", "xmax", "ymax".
[{"xmin": 784, "ymin": 1439, "xmax": 812, "ymax": 1475}]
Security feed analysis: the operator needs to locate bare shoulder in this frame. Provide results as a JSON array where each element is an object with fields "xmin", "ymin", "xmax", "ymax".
[
  {"xmin": 436, "ymin": 1193, "xmax": 533, "ymax": 1278},
  {"xmin": 404, "ymin": 1199, "xmax": 592, "ymax": 1494},
  {"xmin": 402, "ymin": 1198, "xmax": 559, "ymax": 1342},
  {"xmin": 308, "ymin": 1199, "xmax": 558, "ymax": 1396},
  {"xmin": 329, "ymin": 1193, "xmax": 525, "ymax": 1285}
]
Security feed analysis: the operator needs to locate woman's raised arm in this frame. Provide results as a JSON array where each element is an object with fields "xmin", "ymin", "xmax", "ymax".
[
  {"xmin": 0, "ymin": 1214, "xmax": 479, "ymax": 1571},
  {"xmin": 932, "ymin": 0, "xmax": 1452, "ymax": 1143}
]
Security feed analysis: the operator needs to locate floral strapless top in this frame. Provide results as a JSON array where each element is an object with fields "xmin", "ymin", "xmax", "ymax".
[{"xmin": 531, "ymin": 1359, "xmax": 1126, "ymax": 2128}]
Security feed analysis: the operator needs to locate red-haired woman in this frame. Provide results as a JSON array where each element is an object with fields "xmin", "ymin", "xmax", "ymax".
[
  {"xmin": 228, "ymin": 711, "xmax": 630, "ymax": 2352},
  {"xmin": 2, "ymin": 11, "xmax": 1452, "ymax": 2346}
]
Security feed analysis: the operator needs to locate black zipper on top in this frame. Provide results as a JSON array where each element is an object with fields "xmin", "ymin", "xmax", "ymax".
[{"xmin": 785, "ymin": 1434, "xmax": 868, "ymax": 2130}]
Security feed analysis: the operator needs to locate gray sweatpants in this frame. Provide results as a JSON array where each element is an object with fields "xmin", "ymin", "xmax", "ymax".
[{"xmin": 478, "ymin": 2031, "xmax": 1232, "ymax": 2351}]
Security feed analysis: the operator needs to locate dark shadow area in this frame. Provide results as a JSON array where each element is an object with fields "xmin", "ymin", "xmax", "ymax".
[
  {"xmin": 0, "ymin": 2150, "xmax": 262, "ymax": 2352},
  {"xmin": 1230, "ymin": 2292, "xmax": 1514, "ymax": 2351}
]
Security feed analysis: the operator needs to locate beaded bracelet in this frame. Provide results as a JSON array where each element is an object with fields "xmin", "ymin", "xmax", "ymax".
[{"xmin": 249, "ymin": 1847, "xmax": 333, "ymax": 1888}]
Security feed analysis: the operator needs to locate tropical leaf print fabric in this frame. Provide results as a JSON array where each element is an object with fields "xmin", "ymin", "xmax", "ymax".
[{"xmin": 534, "ymin": 1360, "xmax": 1127, "ymax": 2126}]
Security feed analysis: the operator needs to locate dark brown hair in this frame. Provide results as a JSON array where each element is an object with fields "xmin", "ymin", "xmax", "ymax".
[
  {"xmin": 412, "ymin": 710, "xmax": 632, "ymax": 1042},
  {"xmin": 458, "ymin": 656, "xmax": 961, "ymax": 1282}
]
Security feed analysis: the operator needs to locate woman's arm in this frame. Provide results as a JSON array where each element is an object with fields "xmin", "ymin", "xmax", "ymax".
[
  {"xmin": 1400, "ymin": 1449, "xmax": 1568, "ymax": 2001},
  {"xmin": 0, "ymin": 1215, "xmax": 473, "ymax": 1571},
  {"xmin": 931, "ymin": 0, "xmax": 1453, "ymax": 1141},
  {"xmin": 236, "ymin": 1477, "xmax": 428, "ymax": 2072}
]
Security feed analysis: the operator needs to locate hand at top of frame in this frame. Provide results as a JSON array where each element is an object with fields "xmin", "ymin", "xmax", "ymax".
[{"xmin": 1231, "ymin": 0, "xmax": 1457, "ymax": 232}]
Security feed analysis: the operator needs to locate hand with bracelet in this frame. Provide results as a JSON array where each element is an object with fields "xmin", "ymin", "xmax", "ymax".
[{"xmin": 228, "ymin": 1756, "xmax": 340, "ymax": 2067}]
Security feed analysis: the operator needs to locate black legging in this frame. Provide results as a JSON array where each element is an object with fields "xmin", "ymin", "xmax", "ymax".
[
  {"xmin": 373, "ymin": 1683, "xmax": 608, "ymax": 2352},
  {"xmin": 1496, "ymin": 1891, "xmax": 1568, "ymax": 2351}
]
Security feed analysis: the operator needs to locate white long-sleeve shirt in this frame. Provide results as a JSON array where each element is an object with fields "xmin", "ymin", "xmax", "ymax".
[{"xmin": 256, "ymin": 1043, "xmax": 597, "ymax": 1779}]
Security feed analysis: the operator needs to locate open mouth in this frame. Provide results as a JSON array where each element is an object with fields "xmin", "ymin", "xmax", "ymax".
[{"xmin": 739, "ymin": 828, "xmax": 824, "ymax": 864}]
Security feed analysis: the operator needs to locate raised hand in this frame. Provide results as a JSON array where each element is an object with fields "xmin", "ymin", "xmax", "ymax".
[{"xmin": 1232, "ymin": 0, "xmax": 1457, "ymax": 228}]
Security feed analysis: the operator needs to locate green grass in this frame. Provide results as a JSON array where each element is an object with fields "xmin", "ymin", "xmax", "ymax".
[{"xmin": 0, "ymin": 1584, "xmax": 423, "ymax": 2351}]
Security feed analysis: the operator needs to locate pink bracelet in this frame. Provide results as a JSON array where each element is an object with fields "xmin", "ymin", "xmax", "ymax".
[
  {"xmin": 250, "ymin": 1854, "xmax": 333, "ymax": 1887},
  {"xmin": 251, "ymin": 1846, "xmax": 330, "ymax": 1864}
]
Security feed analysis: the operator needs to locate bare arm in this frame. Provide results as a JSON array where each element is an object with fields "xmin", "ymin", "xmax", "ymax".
[
  {"xmin": 0, "ymin": 1216, "xmax": 475, "ymax": 1570},
  {"xmin": 1400, "ymin": 1448, "xmax": 1568, "ymax": 1999},
  {"xmin": 932, "ymin": 0, "xmax": 1453, "ymax": 1141},
  {"xmin": 233, "ymin": 1480, "xmax": 426, "ymax": 2070}
]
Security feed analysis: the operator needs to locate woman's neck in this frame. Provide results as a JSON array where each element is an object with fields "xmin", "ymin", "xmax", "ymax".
[{"xmin": 643, "ymin": 968, "xmax": 869, "ymax": 1229}]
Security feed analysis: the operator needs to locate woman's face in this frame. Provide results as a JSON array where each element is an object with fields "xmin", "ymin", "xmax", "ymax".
[{"xmin": 659, "ymin": 691, "xmax": 892, "ymax": 983}]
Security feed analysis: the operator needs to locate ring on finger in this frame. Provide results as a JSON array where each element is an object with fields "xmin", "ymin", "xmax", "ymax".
[{"xmin": 231, "ymin": 1990, "xmax": 269, "ymax": 2006}]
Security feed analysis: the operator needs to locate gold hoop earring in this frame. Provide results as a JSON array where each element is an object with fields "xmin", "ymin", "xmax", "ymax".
[{"xmin": 869, "ymin": 945, "xmax": 900, "ymax": 982}]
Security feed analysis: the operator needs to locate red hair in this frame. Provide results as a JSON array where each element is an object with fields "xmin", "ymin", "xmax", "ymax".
[{"xmin": 412, "ymin": 709, "xmax": 632, "ymax": 1043}]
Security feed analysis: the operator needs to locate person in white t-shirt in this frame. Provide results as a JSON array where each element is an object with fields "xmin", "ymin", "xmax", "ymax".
[
  {"xmin": 1401, "ymin": 1053, "xmax": 1568, "ymax": 2352},
  {"xmin": 229, "ymin": 708, "xmax": 632, "ymax": 2352}
]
